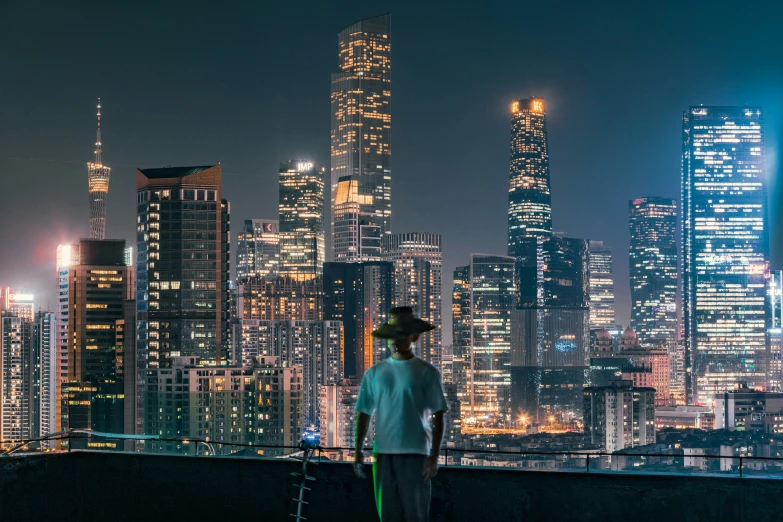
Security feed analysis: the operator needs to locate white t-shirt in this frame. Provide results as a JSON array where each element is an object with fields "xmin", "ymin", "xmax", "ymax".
[{"xmin": 355, "ymin": 356, "xmax": 448, "ymax": 455}]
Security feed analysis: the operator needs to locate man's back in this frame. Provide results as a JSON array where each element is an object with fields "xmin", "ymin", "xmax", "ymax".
[{"xmin": 356, "ymin": 356, "xmax": 446, "ymax": 455}]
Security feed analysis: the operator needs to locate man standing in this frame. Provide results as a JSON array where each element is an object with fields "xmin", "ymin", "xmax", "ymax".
[{"xmin": 354, "ymin": 307, "xmax": 448, "ymax": 522}]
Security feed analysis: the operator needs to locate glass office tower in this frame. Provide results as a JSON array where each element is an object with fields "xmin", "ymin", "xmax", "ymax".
[
  {"xmin": 511, "ymin": 236, "xmax": 591, "ymax": 423},
  {"xmin": 236, "ymin": 219, "xmax": 279, "ymax": 282},
  {"xmin": 279, "ymin": 161, "xmax": 325, "ymax": 280},
  {"xmin": 452, "ymin": 254, "xmax": 516, "ymax": 424},
  {"xmin": 629, "ymin": 197, "xmax": 678, "ymax": 344},
  {"xmin": 331, "ymin": 14, "xmax": 391, "ymax": 259},
  {"xmin": 682, "ymin": 106, "xmax": 770, "ymax": 404},
  {"xmin": 588, "ymin": 240, "xmax": 616, "ymax": 330},
  {"xmin": 508, "ymin": 97, "xmax": 552, "ymax": 257},
  {"xmin": 382, "ymin": 233, "xmax": 443, "ymax": 372},
  {"xmin": 136, "ymin": 165, "xmax": 230, "ymax": 368}
]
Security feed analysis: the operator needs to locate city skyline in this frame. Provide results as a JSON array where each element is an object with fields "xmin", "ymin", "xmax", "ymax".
[
  {"xmin": 2, "ymin": 3, "xmax": 783, "ymax": 346},
  {"xmin": 2, "ymin": 4, "xmax": 783, "ymax": 477}
]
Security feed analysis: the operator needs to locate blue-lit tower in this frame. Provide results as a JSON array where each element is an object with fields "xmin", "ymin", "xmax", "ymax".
[{"xmin": 682, "ymin": 106, "xmax": 770, "ymax": 404}]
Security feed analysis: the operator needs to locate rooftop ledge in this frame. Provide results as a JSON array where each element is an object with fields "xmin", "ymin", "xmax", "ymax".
[{"xmin": 2, "ymin": 451, "xmax": 782, "ymax": 521}]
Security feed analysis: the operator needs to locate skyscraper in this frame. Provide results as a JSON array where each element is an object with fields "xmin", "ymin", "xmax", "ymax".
[
  {"xmin": 382, "ymin": 233, "xmax": 442, "ymax": 371},
  {"xmin": 63, "ymin": 240, "xmax": 133, "ymax": 383},
  {"xmin": 452, "ymin": 254, "xmax": 516, "ymax": 423},
  {"xmin": 118, "ymin": 299, "xmax": 137, "ymax": 449},
  {"xmin": 451, "ymin": 266, "xmax": 471, "ymax": 408},
  {"xmin": 511, "ymin": 236, "xmax": 591, "ymax": 422},
  {"xmin": 279, "ymin": 161, "xmax": 325, "ymax": 280},
  {"xmin": 323, "ymin": 261, "xmax": 393, "ymax": 379},
  {"xmin": 629, "ymin": 197, "xmax": 677, "ymax": 344},
  {"xmin": 236, "ymin": 219, "xmax": 279, "ymax": 281},
  {"xmin": 88, "ymin": 99, "xmax": 111, "ymax": 240},
  {"xmin": 59, "ymin": 239, "xmax": 134, "ymax": 446},
  {"xmin": 682, "ymin": 106, "xmax": 769, "ymax": 404},
  {"xmin": 587, "ymin": 240, "xmax": 616, "ymax": 330},
  {"xmin": 331, "ymin": 14, "xmax": 391, "ymax": 259},
  {"xmin": 55, "ymin": 242, "xmax": 80, "ymax": 433},
  {"xmin": 1, "ymin": 313, "xmax": 33, "ymax": 442},
  {"xmin": 32, "ymin": 310, "xmax": 57, "ymax": 444},
  {"xmin": 136, "ymin": 165, "xmax": 230, "ymax": 368},
  {"xmin": 508, "ymin": 97, "xmax": 552, "ymax": 257}
]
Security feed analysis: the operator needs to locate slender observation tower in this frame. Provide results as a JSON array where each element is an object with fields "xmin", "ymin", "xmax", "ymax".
[{"xmin": 88, "ymin": 98, "xmax": 111, "ymax": 239}]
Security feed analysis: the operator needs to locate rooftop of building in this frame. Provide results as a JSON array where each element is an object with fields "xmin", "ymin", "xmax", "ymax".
[
  {"xmin": 137, "ymin": 165, "xmax": 216, "ymax": 179},
  {"xmin": 3, "ymin": 450, "xmax": 783, "ymax": 521}
]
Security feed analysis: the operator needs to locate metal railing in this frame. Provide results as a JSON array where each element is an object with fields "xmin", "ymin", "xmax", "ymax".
[{"xmin": 3, "ymin": 431, "xmax": 783, "ymax": 479}]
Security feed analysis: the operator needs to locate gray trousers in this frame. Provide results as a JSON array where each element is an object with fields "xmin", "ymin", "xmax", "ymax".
[{"xmin": 373, "ymin": 454, "xmax": 431, "ymax": 522}]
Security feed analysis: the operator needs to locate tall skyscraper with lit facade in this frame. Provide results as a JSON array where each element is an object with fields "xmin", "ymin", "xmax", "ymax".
[
  {"xmin": 236, "ymin": 219, "xmax": 279, "ymax": 282},
  {"xmin": 682, "ymin": 106, "xmax": 770, "ymax": 404},
  {"xmin": 588, "ymin": 240, "xmax": 616, "ymax": 330},
  {"xmin": 382, "ymin": 233, "xmax": 442, "ymax": 372},
  {"xmin": 331, "ymin": 14, "xmax": 391, "ymax": 260},
  {"xmin": 629, "ymin": 197, "xmax": 677, "ymax": 344},
  {"xmin": 1, "ymin": 313, "xmax": 33, "ymax": 442},
  {"xmin": 511, "ymin": 236, "xmax": 591, "ymax": 422},
  {"xmin": 56, "ymin": 243, "xmax": 80, "ymax": 433},
  {"xmin": 452, "ymin": 267, "xmax": 471, "ymax": 402},
  {"xmin": 508, "ymin": 97, "xmax": 552, "ymax": 257},
  {"xmin": 61, "ymin": 241, "xmax": 133, "ymax": 382},
  {"xmin": 136, "ymin": 166, "xmax": 230, "ymax": 368},
  {"xmin": 33, "ymin": 310, "xmax": 57, "ymax": 444},
  {"xmin": 58, "ymin": 239, "xmax": 134, "ymax": 445},
  {"xmin": 0, "ymin": 305, "xmax": 56, "ymax": 443},
  {"xmin": 88, "ymin": 99, "xmax": 111, "ymax": 240},
  {"xmin": 452, "ymin": 254, "xmax": 516, "ymax": 423},
  {"xmin": 279, "ymin": 161, "xmax": 325, "ymax": 280}
]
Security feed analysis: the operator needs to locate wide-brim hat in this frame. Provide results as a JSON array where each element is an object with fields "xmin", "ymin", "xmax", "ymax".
[{"xmin": 372, "ymin": 306, "xmax": 435, "ymax": 339}]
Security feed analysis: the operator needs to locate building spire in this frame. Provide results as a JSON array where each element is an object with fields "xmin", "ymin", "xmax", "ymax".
[{"xmin": 95, "ymin": 98, "xmax": 102, "ymax": 165}]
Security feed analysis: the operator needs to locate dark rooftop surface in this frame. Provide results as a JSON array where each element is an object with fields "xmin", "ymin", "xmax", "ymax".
[{"xmin": 137, "ymin": 165, "xmax": 216, "ymax": 179}]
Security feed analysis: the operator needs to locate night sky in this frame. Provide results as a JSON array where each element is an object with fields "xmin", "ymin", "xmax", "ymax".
[{"xmin": 2, "ymin": 1, "xmax": 782, "ymax": 343}]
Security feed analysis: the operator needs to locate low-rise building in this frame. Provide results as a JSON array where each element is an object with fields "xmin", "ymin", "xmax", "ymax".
[
  {"xmin": 584, "ymin": 380, "xmax": 656, "ymax": 453},
  {"xmin": 655, "ymin": 406, "xmax": 715, "ymax": 430},
  {"xmin": 714, "ymin": 386, "xmax": 783, "ymax": 431},
  {"xmin": 144, "ymin": 356, "xmax": 303, "ymax": 456}
]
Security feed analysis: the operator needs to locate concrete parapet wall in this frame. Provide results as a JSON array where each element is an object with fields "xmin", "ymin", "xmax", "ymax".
[{"xmin": 0, "ymin": 452, "xmax": 780, "ymax": 521}]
